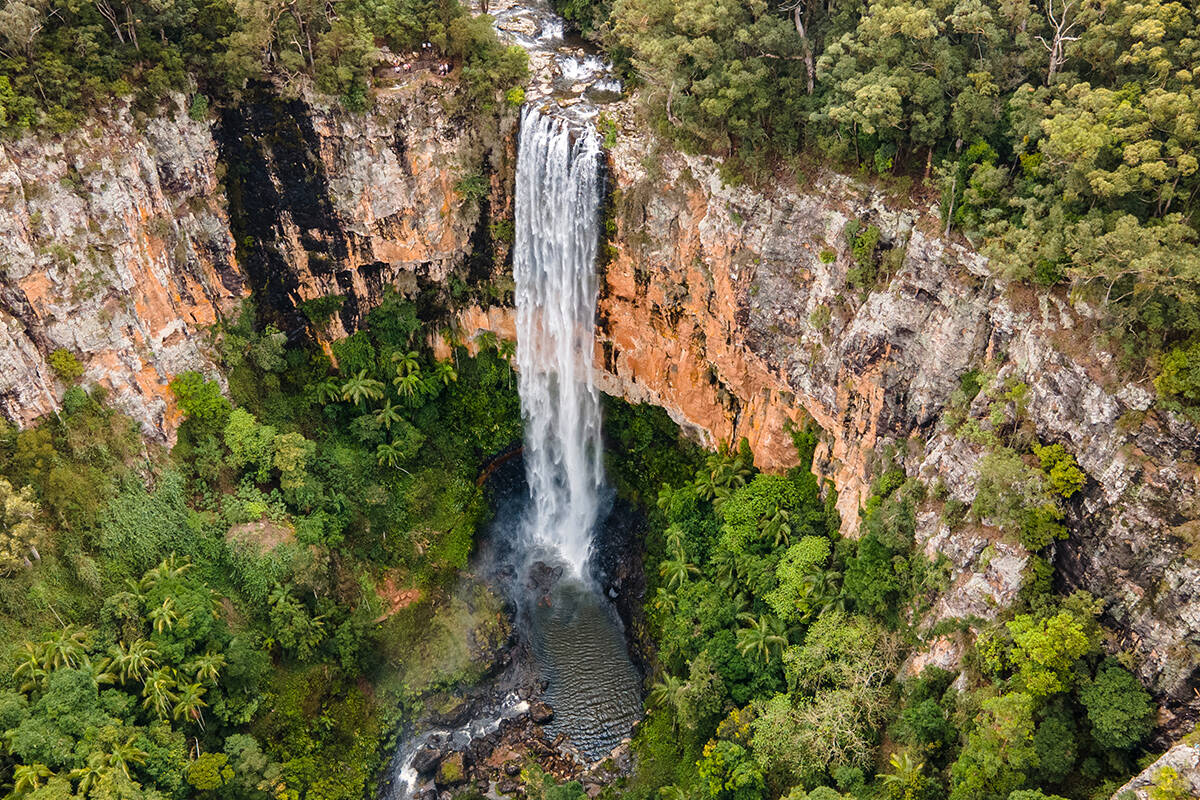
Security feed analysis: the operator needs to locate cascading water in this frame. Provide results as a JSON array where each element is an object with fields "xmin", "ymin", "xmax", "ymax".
[
  {"xmin": 513, "ymin": 107, "xmax": 605, "ymax": 576},
  {"xmin": 382, "ymin": 38, "xmax": 640, "ymax": 800},
  {"xmin": 511, "ymin": 105, "xmax": 642, "ymax": 761}
]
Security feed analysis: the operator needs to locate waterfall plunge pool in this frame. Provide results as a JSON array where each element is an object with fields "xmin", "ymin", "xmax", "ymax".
[{"xmin": 381, "ymin": 456, "xmax": 645, "ymax": 800}]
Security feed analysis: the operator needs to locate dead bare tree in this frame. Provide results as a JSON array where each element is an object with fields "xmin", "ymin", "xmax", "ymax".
[
  {"xmin": 781, "ymin": 0, "xmax": 815, "ymax": 94},
  {"xmin": 94, "ymin": 0, "xmax": 126, "ymax": 43},
  {"xmin": 1035, "ymin": 0, "xmax": 1083, "ymax": 85}
]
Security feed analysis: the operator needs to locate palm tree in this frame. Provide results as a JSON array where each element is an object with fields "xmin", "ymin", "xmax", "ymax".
[
  {"xmin": 12, "ymin": 763, "xmax": 55, "ymax": 794},
  {"xmin": 658, "ymin": 557, "xmax": 699, "ymax": 590},
  {"xmin": 655, "ymin": 485, "xmax": 674, "ymax": 515},
  {"xmin": 13, "ymin": 642, "xmax": 48, "ymax": 692},
  {"xmin": 141, "ymin": 554, "xmax": 191, "ymax": 590},
  {"xmin": 186, "ymin": 651, "xmax": 225, "ymax": 685},
  {"xmin": 805, "ymin": 569, "xmax": 847, "ymax": 614},
  {"xmin": 374, "ymin": 399, "xmax": 403, "ymax": 431},
  {"xmin": 174, "ymin": 682, "xmax": 208, "ymax": 729},
  {"xmin": 648, "ymin": 673, "xmax": 686, "ymax": 711},
  {"xmin": 68, "ymin": 752, "xmax": 111, "ymax": 795},
  {"xmin": 693, "ymin": 468, "xmax": 720, "ymax": 502},
  {"xmin": 149, "ymin": 597, "xmax": 179, "ymax": 634},
  {"xmin": 658, "ymin": 787, "xmax": 688, "ymax": 800},
  {"xmin": 315, "ymin": 378, "xmax": 341, "ymax": 405},
  {"xmin": 376, "ymin": 442, "xmax": 404, "ymax": 468},
  {"xmin": 432, "ymin": 360, "xmax": 458, "ymax": 386},
  {"xmin": 107, "ymin": 639, "xmax": 160, "ymax": 686},
  {"xmin": 880, "ymin": 751, "xmax": 925, "ymax": 789},
  {"xmin": 391, "ymin": 350, "xmax": 421, "ymax": 376},
  {"xmin": 663, "ymin": 524, "xmax": 686, "ymax": 558},
  {"xmin": 142, "ymin": 667, "xmax": 178, "ymax": 720},
  {"xmin": 736, "ymin": 613, "xmax": 787, "ymax": 663},
  {"xmin": 106, "ymin": 735, "xmax": 148, "ymax": 779},
  {"xmin": 341, "ymin": 370, "xmax": 385, "ymax": 406},
  {"xmin": 124, "ymin": 578, "xmax": 147, "ymax": 605},
  {"xmin": 761, "ymin": 506, "xmax": 793, "ymax": 547},
  {"xmin": 496, "ymin": 338, "xmax": 516, "ymax": 362},
  {"xmin": 711, "ymin": 549, "xmax": 738, "ymax": 591},
  {"xmin": 651, "ymin": 587, "xmax": 677, "ymax": 615},
  {"xmin": 393, "ymin": 370, "xmax": 425, "ymax": 403},
  {"xmin": 267, "ymin": 584, "xmax": 292, "ymax": 608},
  {"xmin": 648, "ymin": 674, "xmax": 687, "ymax": 730},
  {"xmin": 474, "ymin": 330, "xmax": 498, "ymax": 352},
  {"xmin": 43, "ymin": 628, "xmax": 89, "ymax": 670}
]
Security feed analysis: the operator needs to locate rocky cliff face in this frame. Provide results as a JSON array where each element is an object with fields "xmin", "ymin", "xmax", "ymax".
[
  {"xmin": 2, "ymin": 70, "xmax": 1197, "ymax": 723},
  {"xmin": 213, "ymin": 81, "xmax": 515, "ymax": 342},
  {"xmin": 0, "ymin": 77, "xmax": 514, "ymax": 437},
  {"xmin": 0, "ymin": 95, "xmax": 242, "ymax": 433},
  {"xmin": 595, "ymin": 113, "xmax": 1200, "ymax": 716}
]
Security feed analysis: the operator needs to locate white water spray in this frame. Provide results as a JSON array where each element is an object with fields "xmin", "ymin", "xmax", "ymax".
[{"xmin": 513, "ymin": 107, "xmax": 605, "ymax": 577}]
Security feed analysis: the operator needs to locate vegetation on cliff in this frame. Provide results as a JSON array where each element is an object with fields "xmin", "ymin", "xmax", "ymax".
[
  {"xmin": 0, "ymin": 0, "xmax": 526, "ymax": 130},
  {"xmin": 556, "ymin": 0, "xmax": 1200, "ymax": 410},
  {"xmin": 596, "ymin": 414, "xmax": 1160, "ymax": 800},
  {"xmin": 0, "ymin": 294, "xmax": 523, "ymax": 800}
]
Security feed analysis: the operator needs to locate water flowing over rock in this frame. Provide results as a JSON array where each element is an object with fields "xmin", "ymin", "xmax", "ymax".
[{"xmin": 513, "ymin": 107, "xmax": 605, "ymax": 576}]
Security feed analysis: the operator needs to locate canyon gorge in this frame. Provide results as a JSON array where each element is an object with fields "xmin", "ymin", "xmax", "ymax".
[{"xmin": 1, "ymin": 5, "xmax": 1199, "ymax": 794}]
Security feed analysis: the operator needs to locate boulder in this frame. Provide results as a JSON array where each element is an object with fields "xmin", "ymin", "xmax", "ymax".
[
  {"xmin": 411, "ymin": 746, "xmax": 443, "ymax": 776},
  {"xmin": 434, "ymin": 752, "xmax": 466, "ymax": 789},
  {"xmin": 530, "ymin": 701, "xmax": 555, "ymax": 725}
]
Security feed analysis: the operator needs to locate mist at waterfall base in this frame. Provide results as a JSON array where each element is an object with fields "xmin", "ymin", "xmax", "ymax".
[
  {"xmin": 508, "ymin": 106, "xmax": 642, "ymax": 759},
  {"xmin": 481, "ymin": 459, "xmax": 642, "ymax": 762}
]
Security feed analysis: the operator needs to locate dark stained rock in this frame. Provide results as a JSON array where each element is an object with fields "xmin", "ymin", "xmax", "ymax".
[
  {"xmin": 530, "ymin": 701, "xmax": 555, "ymax": 725},
  {"xmin": 412, "ymin": 746, "xmax": 444, "ymax": 776},
  {"xmin": 526, "ymin": 561, "xmax": 564, "ymax": 601}
]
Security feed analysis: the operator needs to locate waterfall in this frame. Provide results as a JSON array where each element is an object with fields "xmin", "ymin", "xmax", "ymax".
[{"xmin": 513, "ymin": 107, "xmax": 605, "ymax": 577}]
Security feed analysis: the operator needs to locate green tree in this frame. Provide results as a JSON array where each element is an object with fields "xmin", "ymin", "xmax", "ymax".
[
  {"xmin": 224, "ymin": 408, "xmax": 278, "ymax": 482},
  {"xmin": 1077, "ymin": 659, "xmax": 1155, "ymax": 750},
  {"xmin": 765, "ymin": 536, "xmax": 831, "ymax": 622},
  {"xmin": 170, "ymin": 372, "xmax": 231, "ymax": 428},
  {"xmin": 185, "ymin": 752, "xmax": 233, "ymax": 790},
  {"xmin": 949, "ymin": 692, "xmax": 1038, "ymax": 800},
  {"xmin": 0, "ymin": 478, "xmax": 44, "ymax": 574},
  {"xmin": 696, "ymin": 740, "xmax": 765, "ymax": 800},
  {"xmin": 340, "ymin": 370, "xmax": 385, "ymax": 407},
  {"xmin": 272, "ymin": 433, "xmax": 316, "ymax": 491},
  {"xmin": 1006, "ymin": 610, "xmax": 1093, "ymax": 696}
]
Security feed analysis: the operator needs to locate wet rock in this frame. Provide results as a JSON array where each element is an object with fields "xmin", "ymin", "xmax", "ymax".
[
  {"xmin": 412, "ymin": 746, "xmax": 444, "ymax": 776},
  {"xmin": 497, "ymin": 778, "xmax": 521, "ymax": 795},
  {"xmin": 530, "ymin": 701, "xmax": 555, "ymax": 724},
  {"xmin": 465, "ymin": 731, "xmax": 498, "ymax": 766},
  {"xmin": 504, "ymin": 760, "xmax": 522, "ymax": 777},
  {"xmin": 435, "ymin": 752, "xmax": 467, "ymax": 788},
  {"xmin": 526, "ymin": 562, "xmax": 564, "ymax": 601}
]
